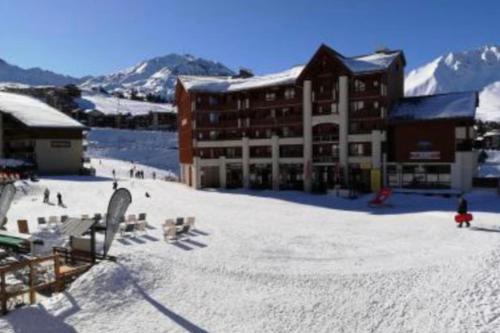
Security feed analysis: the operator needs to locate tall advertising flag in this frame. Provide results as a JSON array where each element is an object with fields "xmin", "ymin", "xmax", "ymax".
[
  {"xmin": 0, "ymin": 184, "xmax": 16, "ymax": 229},
  {"xmin": 103, "ymin": 188, "xmax": 132, "ymax": 256}
]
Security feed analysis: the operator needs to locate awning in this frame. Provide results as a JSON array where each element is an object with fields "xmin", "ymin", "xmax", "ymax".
[{"xmin": 0, "ymin": 234, "xmax": 25, "ymax": 249}]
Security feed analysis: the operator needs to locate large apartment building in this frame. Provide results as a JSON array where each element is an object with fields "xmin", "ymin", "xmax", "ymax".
[{"xmin": 176, "ymin": 44, "xmax": 477, "ymax": 193}]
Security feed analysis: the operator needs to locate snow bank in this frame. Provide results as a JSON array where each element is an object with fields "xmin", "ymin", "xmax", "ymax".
[{"xmin": 1, "ymin": 158, "xmax": 500, "ymax": 332}]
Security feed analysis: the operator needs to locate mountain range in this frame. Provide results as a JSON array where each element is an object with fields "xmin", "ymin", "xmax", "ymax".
[
  {"xmin": 405, "ymin": 45, "xmax": 500, "ymax": 121},
  {"xmin": 0, "ymin": 54, "xmax": 234, "ymax": 100},
  {"xmin": 1, "ymin": 46, "xmax": 499, "ymax": 121}
]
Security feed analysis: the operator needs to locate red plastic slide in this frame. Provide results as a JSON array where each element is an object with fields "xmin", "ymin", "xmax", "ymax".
[{"xmin": 369, "ymin": 187, "xmax": 392, "ymax": 206}]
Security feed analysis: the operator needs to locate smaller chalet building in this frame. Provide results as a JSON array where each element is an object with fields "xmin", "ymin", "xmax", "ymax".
[
  {"xmin": 387, "ymin": 92, "xmax": 478, "ymax": 192},
  {"xmin": 0, "ymin": 92, "xmax": 87, "ymax": 175}
]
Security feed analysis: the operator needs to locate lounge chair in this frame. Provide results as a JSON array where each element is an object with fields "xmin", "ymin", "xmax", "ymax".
[
  {"xmin": 186, "ymin": 217, "xmax": 195, "ymax": 230},
  {"xmin": 17, "ymin": 220, "xmax": 29, "ymax": 234},
  {"xmin": 175, "ymin": 217, "xmax": 184, "ymax": 226},
  {"xmin": 138, "ymin": 213, "xmax": 147, "ymax": 221},
  {"xmin": 94, "ymin": 213, "xmax": 102, "ymax": 222},
  {"xmin": 163, "ymin": 226, "xmax": 177, "ymax": 242},
  {"xmin": 120, "ymin": 223, "xmax": 136, "ymax": 237},
  {"xmin": 37, "ymin": 217, "xmax": 48, "ymax": 230},
  {"xmin": 136, "ymin": 221, "xmax": 147, "ymax": 233},
  {"xmin": 163, "ymin": 219, "xmax": 175, "ymax": 228},
  {"xmin": 48, "ymin": 216, "xmax": 59, "ymax": 227},
  {"xmin": 60, "ymin": 215, "xmax": 69, "ymax": 223},
  {"xmin": 127, "ymin": 214, "xmax": 137, "ymax": 223}
]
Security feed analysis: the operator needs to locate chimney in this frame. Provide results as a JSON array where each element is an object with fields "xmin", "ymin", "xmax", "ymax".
[{"xmin": 233, "ymin": 67, "xmax": 254, "ymax": 79}]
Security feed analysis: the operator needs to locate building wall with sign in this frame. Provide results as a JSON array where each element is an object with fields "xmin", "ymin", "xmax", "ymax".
[{"xmin": 35, "ymin": 138, "xmax": 84, "ymax": 174}]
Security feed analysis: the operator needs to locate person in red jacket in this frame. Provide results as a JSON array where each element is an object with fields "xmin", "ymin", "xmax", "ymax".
[{"xmin": 456, "ymin": 196, "xmax": 470, "ymax": 228}]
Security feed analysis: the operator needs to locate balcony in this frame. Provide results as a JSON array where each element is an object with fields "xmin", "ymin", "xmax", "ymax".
[
  {"xmin": 313, "ymin": 155, "xmax": 339, "ymax": 163},
  {"xmin": 197, "ymin": 120, "xmax": 239, "ymax": 129},
  {"xmin": 250, "ymin": 97, "xmax": 301, "ymax": 109},
  {"xmin": 313, "ymin": 135, "xmax": 339, "ymax": 143},
  {"xmin": 349, "ymin": 108, "xmax": 382, "ymax": 119}
]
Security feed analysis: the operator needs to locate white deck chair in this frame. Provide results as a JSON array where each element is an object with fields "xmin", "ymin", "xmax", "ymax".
[
  {"xmin": 136, "ymin": 221, "xmax": 147, "ymax": 233},
  {"xmin": 127, "ymin": 214, "xmax": 137, "ymax": 223},
  {"xmin": 163, "ymin": 226, "xmax": 177, "ymax": 242},
  {"xmin": 48, "ymin": 216, "xmax": 59, "ymax": 227},
  {"xmin": 186, "ymin": 217, "xmax": 195, "ymax": 230},
  {"xmin": 163, "ymin": 219, "xmax": 175, "ymax": 228}
]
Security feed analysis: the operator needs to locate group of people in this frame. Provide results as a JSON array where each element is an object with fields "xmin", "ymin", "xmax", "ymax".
[{"xmin": 43, "ymin": 188, "xmax": 64, "ymax": 207}]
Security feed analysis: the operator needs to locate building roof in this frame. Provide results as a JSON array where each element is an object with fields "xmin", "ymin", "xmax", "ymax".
[
  {"xmin": 178, "ymin": 65, "xmax": 305, "ymax": 93},
  {"xmin": 484, "ymin": 129, "xmax": 500, "ymax": 137},
  {"xmin": 178, "ymin": 45, "xmax": 404, "ymax": 94},
  {"xmin": 0, "ymin": 91, "xmax": 85, "ymax": 129},
  {"xmin": 341, "ymin": 51, "xmax": 403, "ymax": 73},
  {"xmin": 390, "ymin": 92, "xmax": 478, "ymax": 122}
]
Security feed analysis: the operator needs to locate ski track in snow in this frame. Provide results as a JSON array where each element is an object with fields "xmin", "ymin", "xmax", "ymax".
[{"xmin": 0, "ymin": 158, "xmax": 499, "ymax": 332}]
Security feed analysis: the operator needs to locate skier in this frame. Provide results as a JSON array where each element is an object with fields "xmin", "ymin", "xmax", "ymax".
[
  {"xmin": 113, "ymin": 180, "xmax": 118, "ymax": 191},
  {"xmin": 456, "ymin": 196, "xmax": 470, "ymax": 228},
  {"xmin": 112, "ymin": 169, "xmax": 116, "ymax": 178},
  {"xmin": 43, "ymin": 188, "xmax": 50, "ymax": 203},
  {"xmin": 130, "ymin": 168, "xmax": 134, "ymax": 178},
  {"xmin": 152, "ymin": 172, "xmax": 156, "ymax": 180},
  {"xmin": 57, "ymin": 192, "xmax": 63, "ymax": 207}
]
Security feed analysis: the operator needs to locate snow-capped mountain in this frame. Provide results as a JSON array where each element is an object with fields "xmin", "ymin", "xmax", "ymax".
[
  {"xmin": 0, "ymin": 57, "xmax": 81, "ymax": 86},
  {"xmin": 405, "ymin": 45, "xmax": 500, "ymax": 121},
  {"xmin": 80, "ymin": 53, "xmax": 235, "ymax": 100}
]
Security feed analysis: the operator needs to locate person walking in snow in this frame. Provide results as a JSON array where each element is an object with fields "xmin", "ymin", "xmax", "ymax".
[
  {"xmin": 130, "ymin": 168, "xmax": 134, "ymax": 178},
  {"xmin": 57, "ymin": 192, "xmax": 63, "ymax": 207},
  {"xmin": 43, "ymin": 188, "xmax": 50, "ymax": 203},
  {"xmin": 113, "ymin": 180, "xmax": 118, "ymax": 191},
  {"xmin": 152, "ymin": 171, "xmax": 156, "ymax": 180},
  {"xmin": 456, "ymin": 196, "xmax": 470, "ymax": 228},
  {"xmin": 112, "ymin": 169, "xmax": 116, "ymax": 179}
]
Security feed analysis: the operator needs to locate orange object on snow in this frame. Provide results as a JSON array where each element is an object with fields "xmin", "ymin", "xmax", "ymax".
[{"xmin": 455, "ymin": 213, "xmax": 473, "ymax": 223}]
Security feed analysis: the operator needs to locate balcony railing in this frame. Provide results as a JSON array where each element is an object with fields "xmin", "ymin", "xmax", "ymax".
[
  {"xmin": 313, "ymin": 135, "xmax": 339, "ymax": 143},
  {"xmin": 313, "ymin": 155, "xmax": 339, "ymax": 163},
  {"xmin": 349, "ymin": 109, "xmax": 382, "ymax": 119}
]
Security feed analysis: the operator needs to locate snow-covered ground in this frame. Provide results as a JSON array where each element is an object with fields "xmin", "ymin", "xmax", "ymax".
[
  {"xmin": 478, "ymin": 150, "xmax": 500, "ymax": 178},
  {"xmin": 1, "ymin": 158, "xmax": 500, "ymax": 332},
  {"xmin": 86, "ymin": 128, "xmax": 179, "ymax": 175},
  {"xmin": 76, "ymin": 91, "xmax": 176, "ymax": 116}
]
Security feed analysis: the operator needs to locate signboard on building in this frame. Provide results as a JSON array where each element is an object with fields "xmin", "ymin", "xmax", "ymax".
[{"xmin": 409, "ymin": 151, "xmax": 441, "ymax": 160}]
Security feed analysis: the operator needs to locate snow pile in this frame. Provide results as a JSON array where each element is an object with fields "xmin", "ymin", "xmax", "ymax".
[
  {"xmin": 0, "ymin": 91, "xmax": 85, "ymax": 128},
  {"xmin": 405, "ymin": 45, "xmax": 500, "ymax": 121},
  {"xmin": 86, "ymin": 128, "xmax": 179, "ymax": 175},
  {"xmin": 76, "ymin": 91, "xmax": 176, "ymax": 116},
  {"xmin": 1, "ymin": 160, "xmax": 500, "ymax": 332}
]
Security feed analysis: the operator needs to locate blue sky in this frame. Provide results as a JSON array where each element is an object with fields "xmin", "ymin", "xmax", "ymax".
[{"xmin": 0, "ymin": 0, "xmax": 498, "ymax": 77}]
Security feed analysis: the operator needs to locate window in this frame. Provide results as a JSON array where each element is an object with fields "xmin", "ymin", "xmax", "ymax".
[
  {"xmin": 209, "ymin": 112, "xmax": 219, "ymax": 124},
  {"xmin": 373, "ymin": 101, "xmax": 379, "ymax": 109},
  {"xmin": 349, "ymin": 143, "xmax": 371, "ymax": 156},
  {"xmin": 245, "ymin": 98, "xmax": 250, "ymax": 109},
  {"xmin": 351, "ymin": 101, "xmax": 365, "ymax": 112},
  {"xmin": 282, "ymin": 108, "xmax": 290, "ymax": 116},
  {"xmin": 331, "ymin": 103, "xmax": 338, "ymax": 113},
  {"xmin": 208, "ymin": 96, "xmax": 218, "ymax": 106},
  {"xmin": 353, "ymin": 79, "xmax": 366, "ymax": 92},
  {"xmin": 265, "ymin": 92, "xmax": 276, "ymax": 101},
  {"xmin": 282, "ymin": 127, "xmax": 289, "ymax": 137},
  {"xmin": 209, "ymin": 131, "xmax": 218, "ymax": 140},
  {"xmin": 373, "ymin": 80, "xmax": 379, "ymax": 87},
  {"xmin": 237, "ymin": 99, "xmax": 242, "ymax": 110},
  {"xmin": 381, "ymin": 83, "xmax": 387, "ymax": 96},
  {"xmin": 284, "ymin": 88, "xmax": 295, "ymax": 100},
  {"xmin": 270, "ymin": 109, "xmax": 276, "ymax": 118},
  {"xmin": 51, "ymin": 140, "xmax": 71, "ymax": 148}
]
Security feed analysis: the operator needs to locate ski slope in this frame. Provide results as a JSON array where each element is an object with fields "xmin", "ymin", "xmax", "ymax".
[
  {"xmin": 0, "ymin": 158, "xmax": 500, "ymax": 332},
  {"xmin": 86, "ymin": 127, "xmax": 179, "ymax": 175}
]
